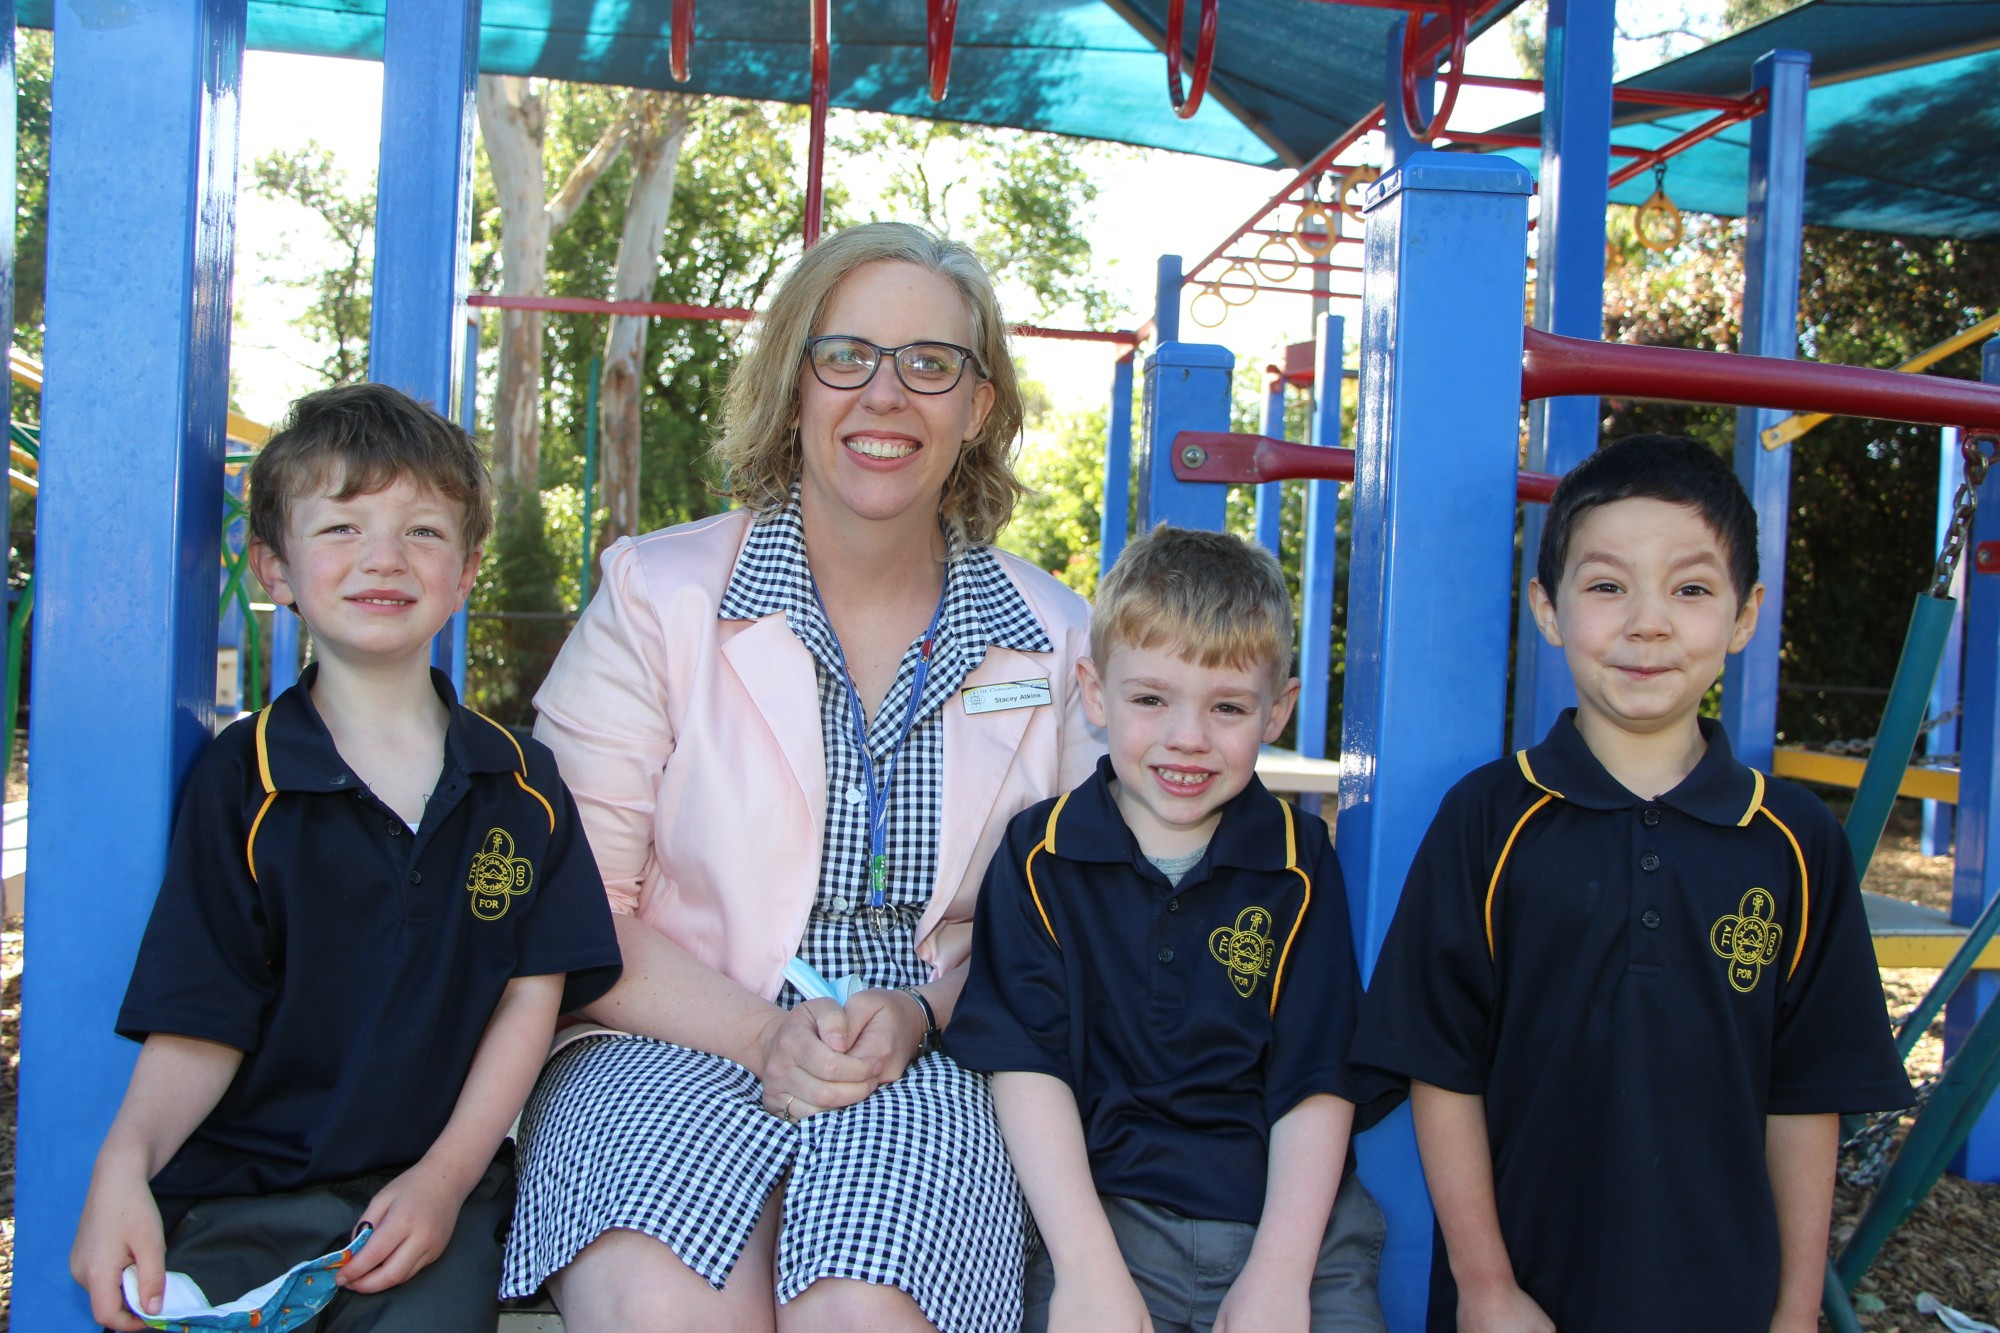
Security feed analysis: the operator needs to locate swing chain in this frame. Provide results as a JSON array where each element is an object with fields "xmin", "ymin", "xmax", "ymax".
[{"xmin": 1928, "ymin": 430, "xmax": 1997, "ymax": 600}]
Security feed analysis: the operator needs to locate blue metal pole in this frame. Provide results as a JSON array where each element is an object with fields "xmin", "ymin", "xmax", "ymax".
[
  {"xmin": 1254, "ymin": 372, "xmax": 1286, "ymax": 554},
  {"xmin": 369, "ymin": 0, "xmax": 480, "ymax": 683},
  {"xmin": 1099, "ymin": 354, "xmax": 1135, "ymax": 573},
  {"xmin": 1139, "ymin": 254, "xmax": 1232, "ymax": 532},
  {"xmin": 1719, "ymin": 49, "xmax": 1811, "ymax": 773},
  {"xmin": 17, "ymin": 0, "xmax": 245, "ymax": 1321},
  {"xmin": 1339, "ymin": 153, "xmax": 1535, "ymax": 1333},
  {"xmin": 1295, "ymin": 314, "xmax": 1344, "ymax": 806},
  {"xmin": 1511, "ymin": 0, "xmax": 1614, "ymax": 751},
  {"xmin": 1925, "ymin": 428, "xmax": 1965, "ymax": 856},
  {"xmin": 269, "ymin": 605, "xmax": 300, "ymax": 695},
  {"xmin": 1948, "ymin": 339, "xmax": 2000, "ymax": 1181}
]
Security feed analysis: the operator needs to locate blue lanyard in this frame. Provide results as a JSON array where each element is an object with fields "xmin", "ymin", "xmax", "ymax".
[{"xmin": 811, "ymin": 569, "xmax": 950, "ymax": 932}]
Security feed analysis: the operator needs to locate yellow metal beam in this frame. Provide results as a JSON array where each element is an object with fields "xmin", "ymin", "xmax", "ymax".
[
  {"xmin": 8, "ymin": 347, "xmax": 269, "ymax": 446},
  {"xmin": 1770, "ymin": 745, "xmax": 1958, "ymax": 804},
  {"xmin": 1761, "ymin": 311, "xmax": 2000, "ymax": 450},
  {"xmin": 1875, "ymin": 933, "xmax": 2000, "ymax": 970}
]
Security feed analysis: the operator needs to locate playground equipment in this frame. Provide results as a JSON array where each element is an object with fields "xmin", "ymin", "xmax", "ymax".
[{"xmin": 17, "ymin": 2, "xmax": 2000, "ymax": 1328}]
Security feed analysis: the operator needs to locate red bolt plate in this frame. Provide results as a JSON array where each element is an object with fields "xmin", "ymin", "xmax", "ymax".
[{"xmin": 1978, "ymin": 541, "xmax": 2000, "ymax": 574}]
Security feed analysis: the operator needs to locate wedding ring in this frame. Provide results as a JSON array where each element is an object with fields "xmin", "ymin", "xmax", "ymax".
[{"xmin": 781, "ymin": 1093, "xmax": 797, "ymax": 1125}]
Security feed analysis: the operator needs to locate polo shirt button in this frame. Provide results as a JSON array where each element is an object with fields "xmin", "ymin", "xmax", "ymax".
[
  {"xmin": 1643, "ymin": 808, "xmax": 1661, "ymax": 826},
  {"xmin": 1642, "ymin": 908, "xmax": 1661, "ymax": 929},
  {"xmin": 1640, "ymin": 853, "xmax": 1660, "ymax": 871},
  {"xmin": 1167, "ymin": 898, "xmax": 1181, "ymax": 912},
  {"xmin": 386, "ymin": 821, "xmax": 402, "ymax": 837},
  {"xmin": 408, "ymin": 871, "xmax": 422, "ymax": 885},
  {"xmin": 1157, "ymin": 946, "xmax": 1174, "ymax": 963}
]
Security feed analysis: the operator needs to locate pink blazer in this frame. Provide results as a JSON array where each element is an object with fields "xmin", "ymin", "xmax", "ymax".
[{"xmin": 533, "ymin": 509, "xmax": 1104, "ymax": 1001}]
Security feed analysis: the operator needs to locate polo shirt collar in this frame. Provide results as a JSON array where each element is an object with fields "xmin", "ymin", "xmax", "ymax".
[
  {"xmin": 716, "ymin": 489, "xmax": 1053, "ymax": 657},
  {"xmin": 1518, "ymin": 709, "xmax": 1763, "ymax": 827},
  {"xmin": 1046, "ymin": 753, "xmax": 1298, "ymax": 872},
  {"xmin": 257, "ymin": 663, "xmax": 526, "ymax": 794}
]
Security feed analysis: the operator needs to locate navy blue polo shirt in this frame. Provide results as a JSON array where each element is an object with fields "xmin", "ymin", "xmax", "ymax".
[
  {"xmin": 119, "ymin": 666, "xmax": 622, "ymax": 1209},
  {"xmin": 1353, "ymin": 712, "xmax": 1911, "ymax": 1332},
  {"xmin": 947, "ymin": 755, "xmax": 1399, "ymax": 1225}
]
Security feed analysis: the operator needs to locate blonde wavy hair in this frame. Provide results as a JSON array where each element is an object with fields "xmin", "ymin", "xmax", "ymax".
[
  {"xmin": 711, "ymin": 222, "xmax": 1027, "ymax": 546},
  {"xmin": 1091, "ymin": 525, "xmax": 1297, "ymax": 689}
]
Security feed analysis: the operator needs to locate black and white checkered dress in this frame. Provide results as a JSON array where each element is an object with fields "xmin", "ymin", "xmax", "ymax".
[{"xmin": 502, "ymin": 499, "xmax": 1052, "ymax": 1332}]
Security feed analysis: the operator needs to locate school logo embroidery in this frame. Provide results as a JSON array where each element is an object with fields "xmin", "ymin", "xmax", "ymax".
[
  {"xmin": 1208, "ymin": 905, "xmax": 1278, "ymax": 999},
  {"xmin": 1710, "ymin": 887, "xmax": 1784, "ymax": 993},
  {"xmin": 467, "ymin": 828, "xmax": 534, "ymax": 921}
]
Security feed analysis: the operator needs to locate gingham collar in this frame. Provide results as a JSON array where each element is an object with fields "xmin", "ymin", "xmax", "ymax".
[{"xmin": 718, "ymin": 493, "xmax": 1052, "ymax": 657}]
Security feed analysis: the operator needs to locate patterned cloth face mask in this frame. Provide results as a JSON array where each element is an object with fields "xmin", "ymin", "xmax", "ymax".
[{"xmin": 122, "ymin": 1226, "xmax": 371, "ymax": 1331}]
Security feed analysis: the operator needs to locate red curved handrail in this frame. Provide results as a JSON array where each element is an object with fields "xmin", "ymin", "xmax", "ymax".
[
  {"xmin": 1171, "ymin": 431, "xmax": 1558, "ymax": 503},
  {"xmin": 1521, "ymin": 328, "xmax": 2000, "ymax": 433},
  {"xmin": 928, "ymin": 0, "xmax": 958, "ymax": 102},
  {"xmin": 670, "ymin": 0, "xmax": 693, "ymax": 82},
  {"xmin": 1400, "ymin": 0, "xmax": 1467, "ymax": 144},
  {"xmin": 1166, "ymin": 0, "xmax": 1218, "ymax": 120}
]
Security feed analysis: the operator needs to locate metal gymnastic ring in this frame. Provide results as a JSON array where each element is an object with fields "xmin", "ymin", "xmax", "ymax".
[
  {"xmin": 1254, "ymin": 236, "xmax": 1300, "ymax": 282},
  {"xmin": 1189, "ymin": 283, "xmax": 1228, "ymax": 329},
  {"xmin": 1293, "ymin": 199, "xmax": 1334, "ymax": 257},
  {"xmin": 1400, "ymin": 0, "xmax": 1468, "ymax": 144},
  {"xmin": 1166, "ymin": 0, "xmax": 1219, "ymax": 120},
  {"xmin": 1635, "ymin": 187, "xmax": 1684, "ymax": 253}
]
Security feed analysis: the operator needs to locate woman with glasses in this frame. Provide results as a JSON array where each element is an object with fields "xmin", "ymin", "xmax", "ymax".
[{"xmin": 502, "ymin": 222, "xmax": 1103, "ymax": 1332}]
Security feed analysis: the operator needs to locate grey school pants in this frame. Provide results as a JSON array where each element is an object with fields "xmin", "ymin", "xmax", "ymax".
[
  {"xmin": 142, "ymin": 1148, "xmax": 515, "ymax": 1333},
  {"xmin": 1021, "ymin": 1170, "xmax": 1388, "ymax": 1333}
]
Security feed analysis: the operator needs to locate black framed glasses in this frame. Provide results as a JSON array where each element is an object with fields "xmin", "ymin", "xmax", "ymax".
[{"xmin": 802, "ymin": 335, "xmax": 987, "ymax": 395}]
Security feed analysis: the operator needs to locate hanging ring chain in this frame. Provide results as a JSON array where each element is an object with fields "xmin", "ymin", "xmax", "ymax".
[{"xmin": 1929, "ymin": 430, "xmax": 1997, "ymax": 599}]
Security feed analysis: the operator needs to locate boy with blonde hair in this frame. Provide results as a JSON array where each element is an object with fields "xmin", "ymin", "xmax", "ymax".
[
  {"xmin": 71, "ymin": 383, "xmax": 621, "ymax": 1330},
  {"xmin": 949, "ymin": 524, "xmax": 1396, "ymax": 1333}
]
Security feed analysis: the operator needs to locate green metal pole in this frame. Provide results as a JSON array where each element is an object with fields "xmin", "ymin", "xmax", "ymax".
[
  {"xmin": 579, "ymin": 354, "xmax": 601, "ymax": 611},
  {"xmin": 5, "ymin": 573, "xmax": 30, "ymax": 770},
  {"xmin": 1844, "ymin": 593, "xmax": 1959, "ymax": 878}
]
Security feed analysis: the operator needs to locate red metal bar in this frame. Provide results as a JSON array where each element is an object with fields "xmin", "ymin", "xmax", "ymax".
[
  {"xmin": 1295, "ymin": 0, "xmax": 1449, "ymax": 11},
  {"xmin": 1458, "ymin": 72, "xmax": 1747, "ymax": 112},
  {"xmin": 1401, "ymin": 0, "xmax": 1467, "ymax": 143},
  {"xmin": 1521, "ymin": 327, "xmax": 2000, "ymax": 431},
  {"xmin": 1186, "ymin": 112, "xmax": 1382, "ymax": 282},
  {"xmin": 1010, "ymin": 324, "xmax": 1142, "ymax": 346},
  {"xmin": 1204, "ymin": 280, "xmax": 1363, "ymax": 299},
  {"xmin": 1171, "ymin": 431, "xmax": 1558, "ymax": 502},
  {"xmin": 1218, "ymin": 253, "xmax": 1365, "ymax": 274},
  {"xmin": 1605, "ymin": 93, "xmax": 1764, "ymax": 191},
  {"xmin": 805, "ymin": 0, "xmax": 830, "ymax": 246},
  {"xmin": 1166, "ymin": 0, "xmax": 1219, "ymax": 120},
  {"xmin": 927, "ymin": 0, "xmax": 957, "ymax": 102},
  {"xmin": 467, "ymin": 293, "xmax": 755, "ymax": 320},
  {"xmin": 670, "ymin": 0, "xmax": 693, "ymax": 82},
  {"xmin": 1247, "ymin": 226, "xmax": 1358, "ymax": 245},
  {"xmin": 1444, "ymin": 128, "xmax": 1649, "ymax": 157}
]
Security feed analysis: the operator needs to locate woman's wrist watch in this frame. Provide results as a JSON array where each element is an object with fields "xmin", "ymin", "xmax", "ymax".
[{"xmin": 897, "ymin": 985, "xmax": 940, "ymax": 1057}]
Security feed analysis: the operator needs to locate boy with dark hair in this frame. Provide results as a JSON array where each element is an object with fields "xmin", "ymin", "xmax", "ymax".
[
  {"xmin": 949, "ymin": 525, "xmax": 1398, "ymax": 1333},
  {"xmin": 71, "ymin": 382, "xmax": 622, "ymax": 1330},
  {"xmin": 1354, "ymin": 435, "xmax": 1911, "ymax": 1332}
]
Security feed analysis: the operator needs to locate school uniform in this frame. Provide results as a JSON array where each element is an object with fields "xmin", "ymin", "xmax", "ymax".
[
  {"xmin": 117, "ymin": 666, "xmax": 622, "ymax": 1327},
  {"xmin": 1352, "ymin": 710, "xmax": 1912, "ymax": 1333},
  {"xmin": 947, "ymin": 756, "xmax": 1400, "ymax": 1332}
]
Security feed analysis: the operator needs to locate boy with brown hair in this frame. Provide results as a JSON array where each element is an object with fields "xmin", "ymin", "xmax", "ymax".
[
  {"xmin": 1354, "ymin": 435, "xmax": 1912, "ymax": 1331},
  {"xmin": 949, "ymin": 524, "xmax": 1397, "ymax": 1333},
  {"xmin": 70, "ymin": 383, "xmax": 621, "ymax": 1330}
]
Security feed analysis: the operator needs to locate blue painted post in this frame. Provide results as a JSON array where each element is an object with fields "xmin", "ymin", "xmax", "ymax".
[
  {"xmin": 1338, "ymin": 153, "xmax": 1535, "ymax": 1332},
  {"xmin": 1139, "ymin": 255, "xmax": 1232, "ymax": 532},
  {"xmin": 1295, "ymin": 315, "xmax": 1344, "ymax": 809},
  {"xmin": 1099, "ymin": 354, "xmax": 1135, "ymax": 572},
  {"xmin": 270, "ymin": 605, "xmax": 301, "ymax": 695},
  {"xmin": 16, "ymin": 0, "xmax": 245, "ymax": 1321},
  {"xmin": 1254, "ymin": 371, "xmax": 1286, "ymax": 554},
  {"xmin": 370, "ymin": 0, "xmax": 480, "ymax": 683},
  {"xmin": 1948, "ymin": 340, "xmax": 2000, "ymax": 1181},
  {"xmin": 1511, "ymin": 0, "xmax": 1614, "ymax": 750},
  {"xmin": 1719, "ymin": 50, "xmax": 1811, "ymax": 773},
  {"xmin": 1925, "ymin": 428, "xmax": 1965, "ymax": 856}
]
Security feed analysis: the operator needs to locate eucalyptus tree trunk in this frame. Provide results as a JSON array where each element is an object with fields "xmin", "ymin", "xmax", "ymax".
[
  {"xmin": 475, "ymin": 75, "xmax": 635, "ymax": 498},
  {"xmin": 599, "ymin": 94, "xmax": 691, "ymax": 545}
]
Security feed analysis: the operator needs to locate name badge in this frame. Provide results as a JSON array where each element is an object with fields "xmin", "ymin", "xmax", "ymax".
[{"xmin": 962, "ymin": 678, "xmax": 1053, "ymax": 715}]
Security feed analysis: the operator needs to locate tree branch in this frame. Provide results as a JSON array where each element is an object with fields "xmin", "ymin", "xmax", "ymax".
[{"xmin": 548, "ymin": 94, "xmax": 640, "ymax": 235}]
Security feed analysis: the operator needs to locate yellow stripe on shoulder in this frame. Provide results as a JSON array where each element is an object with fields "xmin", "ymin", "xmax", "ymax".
[
  {"xmin": 1756, "ymin": 803, "xmax": 1811, "ymax": 979},
  {"xmin": 1516, "ymin": 750, "xmax": 1562, "ymax": 798},
  {"xmin": 1269, "ymin": 799, "xmax": 1311, "ymax": 1016},
  {"xmin": 253, "ymin": 705, "xmax": 275, "ymax": 796},
  {"xmin": 1026, "ymin": 793, "xmax": 1071, "ymax": 949},
  {"xmin": 1487, "ymin": 794, "xmax": 1555, "ymax": 961},
  {"xmin": 246, "ymin": 791, "xmax": 276, "ymax": 882},
  {"xmin": 1739, "ymin": 769, "xmax": 1765, "ymax": 827},
  {"xmin": 470, "ymin": 707, "xmax": 555, "ymax": 833}
]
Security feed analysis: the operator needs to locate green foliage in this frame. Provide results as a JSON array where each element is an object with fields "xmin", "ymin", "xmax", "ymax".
[
  {"xmin": 1602, "ymin": 213, "xmax": 2000, "ymax": 743},
  {"xmin": 468, "ymin": 485, "xmax": 571, "ymax": 727},
  {"xmin": 250, "ymin": 144, "xmax": 374, "ymax": 386},
  {"xmin": 999, "ymin": 400, "xmax": 1108, "ymax": 594}
]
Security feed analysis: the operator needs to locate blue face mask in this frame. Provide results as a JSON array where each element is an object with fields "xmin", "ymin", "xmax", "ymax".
[{"xmin": 123, "ymin": 1226, "xmax": 372, "ymax": 1331}]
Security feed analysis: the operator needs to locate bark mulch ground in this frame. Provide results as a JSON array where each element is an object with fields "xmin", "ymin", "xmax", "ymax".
[{"xmin": 0, "ymin": 810, "xmax": 1994, "ymax": 1331}]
